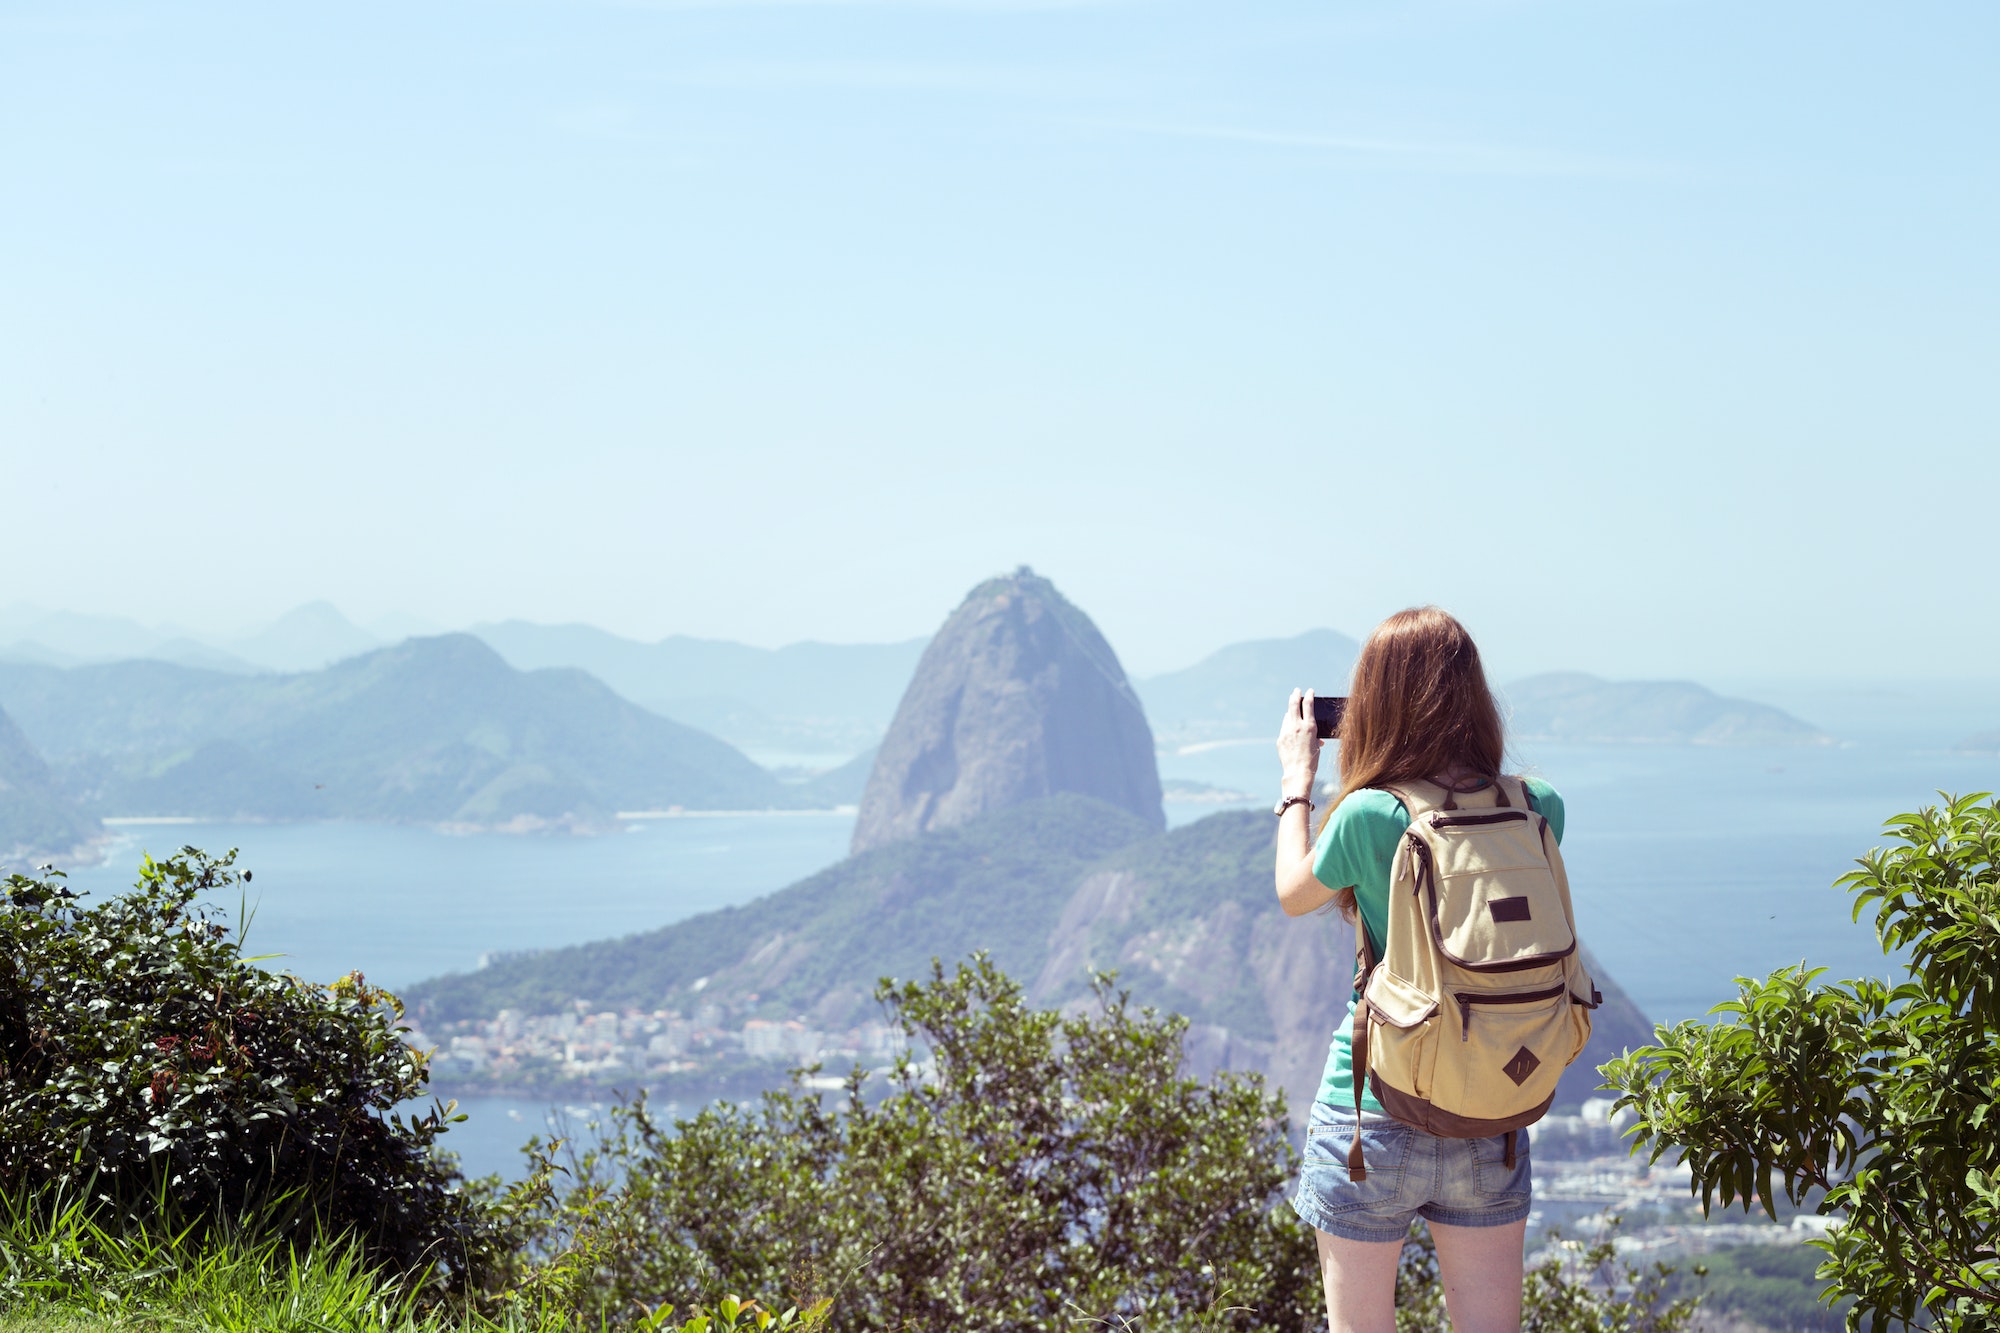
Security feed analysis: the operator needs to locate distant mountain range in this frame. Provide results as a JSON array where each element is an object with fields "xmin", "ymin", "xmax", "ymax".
[
  {"xmin": 467, "ymin": 621, "xmax": 927, "ymax": 758},
  {"xmin": 1132, "ymin": 634, "xmax": 1833, "ymax": 751},
  {"xmin": 408, "ymin": 796, "xmax": 1653, "ymax": 1124},
  {"xmin": 0, "ymin": 596, "xmax": 1841, "ymax": 846},
  {"xmin": 1503, "ymin": 673, "xmax": 1834, "ymax": 747},
  {"xmin": 5, "ymin": 604, "xmax": 1838, "ymax": 764},
  {"xmin": 0, "ymin": 602, "xmax": 927, "ymax": 760},
  {"xmin": 0, "ymin": 636, "xmax": 836, "ymax": 825},
  {"xmin": 0, "ymin": 601, "xmax": 389, "ymax": 675},
  {"xmin": 230, "ymin": 602, "xmax": 386, "ymax": 673}
]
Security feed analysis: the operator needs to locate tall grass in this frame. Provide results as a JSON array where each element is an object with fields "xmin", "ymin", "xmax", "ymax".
[
  {"xmin": 0, "ymin": 1185, "xmax": 450, "ymax": 1332},
  {"xmin": 0, "ymin": 1188, "xmax": 810, "ymax": 1333}
]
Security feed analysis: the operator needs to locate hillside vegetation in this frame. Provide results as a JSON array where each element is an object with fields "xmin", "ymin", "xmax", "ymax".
[
  {"xmin": 0, "ymin": 708, "xmax": 100, "ymax": 862},
  {"xmin": 0, "ymin": 636, "xmax": 802, "ymax": 825}
]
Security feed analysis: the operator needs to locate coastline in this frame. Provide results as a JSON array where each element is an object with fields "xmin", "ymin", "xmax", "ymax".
[{"xmin": 428, "ymin": 1066, "xmax": 851, "ymax": 1104}]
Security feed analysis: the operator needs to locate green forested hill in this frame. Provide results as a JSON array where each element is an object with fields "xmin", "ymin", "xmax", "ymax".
[
  {"xmin": 0, "ymin": 635, "xmax": 799, "ymax": 824},
  {"xmin": 0, "ymin": 706, "xmax": 101, "ymax": 861}
]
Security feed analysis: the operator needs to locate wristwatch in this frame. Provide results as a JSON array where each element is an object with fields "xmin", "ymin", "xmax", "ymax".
[{"xmin": 1273, "ymin": 795, "xmax": 1313, "ymax": 818}]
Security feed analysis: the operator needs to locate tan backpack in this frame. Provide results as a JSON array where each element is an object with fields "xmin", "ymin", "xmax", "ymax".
[{"xmin": 1346, "ymin": 776, "xmax": 1601, "ymax": 1179}]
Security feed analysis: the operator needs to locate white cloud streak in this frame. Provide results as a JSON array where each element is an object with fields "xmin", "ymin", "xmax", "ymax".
[
  {"xmin": 660, "ymin": 58, "xmax": 1118, "ymax": 99},
  {"xmin": 590, "ymin": 0, "xmax": 1131, "ymax": 12},
  {"xmin": 1106, "ymin": 122, "xmax": 1678, "ymax": 181}
]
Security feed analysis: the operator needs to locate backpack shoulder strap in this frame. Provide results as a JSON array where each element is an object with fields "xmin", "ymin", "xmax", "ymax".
[
  {"xmin": 1349, "ymin": 920, "xmax": 1376, "ymax": 1180},
  {"xmin": 1381, "ymin": 780, "xmax": 1445, "ymax": 819}
]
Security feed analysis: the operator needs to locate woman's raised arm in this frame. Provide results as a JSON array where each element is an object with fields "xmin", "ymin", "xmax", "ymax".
[{"xmin": 1274, "ymin": 688, "xmax": 1338, "ymax": 916}]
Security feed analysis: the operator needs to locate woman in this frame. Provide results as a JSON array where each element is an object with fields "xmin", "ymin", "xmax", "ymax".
[{"xmin": 1273, "ymin": 606, "xmax": 1565, "ymax": 1333}]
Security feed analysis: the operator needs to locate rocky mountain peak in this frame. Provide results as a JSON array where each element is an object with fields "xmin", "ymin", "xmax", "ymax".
[{"xmin": 851, "ymin": 568, "xmax": 1163, "ymax": 854}]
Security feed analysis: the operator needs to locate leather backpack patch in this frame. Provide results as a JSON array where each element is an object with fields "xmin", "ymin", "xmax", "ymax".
[{"xmin": 1502, "ymin": 1045, "xmax": 1541, "ymax": 1087}]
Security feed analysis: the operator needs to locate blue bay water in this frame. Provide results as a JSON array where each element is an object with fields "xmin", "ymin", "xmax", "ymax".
[
  {"xmin": 51, "ymin": 738, "xmax": 2000, "ymax": 1177},
  {"xmin": 58, "ymin": 814, "xmax": 859, "ymax": 990}
]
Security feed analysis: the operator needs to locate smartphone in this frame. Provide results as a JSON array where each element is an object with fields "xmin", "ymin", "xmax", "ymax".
[{"xmin": 1311, "ymin": 696, "xmax": 1347, "ymax": 740}]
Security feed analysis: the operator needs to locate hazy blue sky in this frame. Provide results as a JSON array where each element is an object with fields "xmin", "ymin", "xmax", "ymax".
[{"xmin": 4, "ymin": 1, "xmax": 1994, "ymax": 679}]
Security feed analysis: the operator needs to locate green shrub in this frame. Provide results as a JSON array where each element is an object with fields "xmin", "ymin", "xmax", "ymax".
[
  {"xmin": 0, "ymin": 851, "xmax": 482, "ymax": 1284},
  {"xmin": 1606, "ymin": 793, "xmax": 2000, "ymax": 1332},
  {"xmin": 514, "ymin": 956, "xmax": 1319, "ymax": 1331}
]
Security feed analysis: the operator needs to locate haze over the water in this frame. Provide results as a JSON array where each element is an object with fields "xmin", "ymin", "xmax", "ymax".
[{"xmin": 4, "ymin": 2, "xmax": 1994, "ymax": 680}]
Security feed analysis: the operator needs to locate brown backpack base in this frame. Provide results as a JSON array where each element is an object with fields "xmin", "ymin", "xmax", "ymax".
[{"xmin": 1368, "ymin": 1074, "xmax": 1556, "ymax": 1139}]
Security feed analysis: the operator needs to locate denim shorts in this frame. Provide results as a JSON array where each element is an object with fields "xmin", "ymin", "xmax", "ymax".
[{"xmin": 1291, "ymin": 1101, "xmax": 1533, "ymax": 1243}]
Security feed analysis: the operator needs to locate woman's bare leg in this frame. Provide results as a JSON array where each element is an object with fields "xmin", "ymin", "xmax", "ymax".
[
  {"xmin": 1313, "ymin": 1229, "xmax": 1401, "ymax": 1333},
  {"xmin": 1428, "ymin": 1218, "xmax": 1527, "ymax": 1333}
]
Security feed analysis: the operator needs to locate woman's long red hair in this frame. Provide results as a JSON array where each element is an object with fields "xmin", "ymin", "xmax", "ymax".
[{"xmin": 1319, "ymin": 607, "xmax": 1506, "ymax": 918}]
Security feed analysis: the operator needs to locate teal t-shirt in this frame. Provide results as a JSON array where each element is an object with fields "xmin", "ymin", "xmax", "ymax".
[{"xmin": 1310, "ymin": 778, "xmax": 1566, "ymax": 1115}]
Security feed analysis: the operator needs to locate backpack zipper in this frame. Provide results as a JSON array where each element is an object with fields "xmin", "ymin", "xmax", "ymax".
[
  {"xmin": 1429, "ymin": 810, "xmax": 1530, "ymax": 829},
  {"xmin": 1407, "ymin": 833, "xmax": 1430, "ymax": 897},
  {"xmin": 1455, "ymin": 982, "xmax": 1570, "ymax": 1041}
]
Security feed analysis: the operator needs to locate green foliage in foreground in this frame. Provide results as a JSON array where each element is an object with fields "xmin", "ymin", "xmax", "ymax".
[
  {"xmin": 0, "ymin": 842, "xmax": 1728, "ymax": 1331},
  {"xmin": 0, "ymin": 852, "xmax": 481, "ymax": 1284},
  {"xmin": 502, "ymin": 958, "xmax": 1709, "ymax": 1333},
  {"xmin": 1606, "ymin": 792, "xmax": 2000, "ymax": 1332},
  {"xmin": 513, "ymin": 956, "xmax": 1316, "ymax": 1330}
]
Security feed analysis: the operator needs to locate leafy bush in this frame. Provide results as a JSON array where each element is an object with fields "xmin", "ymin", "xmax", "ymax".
[
  {"xmin": 0, "ymin": 851, "xmax": 482, "ymax": 1283},
  {"xmin": 513, "ymin": 956, "xmax": 1319, "ymax": 1331},
  {"xmin": 1605, "ymin": 793, "xmax": 2000, "ymax": 1332}
]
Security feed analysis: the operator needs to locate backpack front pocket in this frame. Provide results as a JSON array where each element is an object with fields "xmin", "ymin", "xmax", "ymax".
[{"xmin": 1431, "ymin": 984, "xmax": 1570, "ymax": 1117}]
